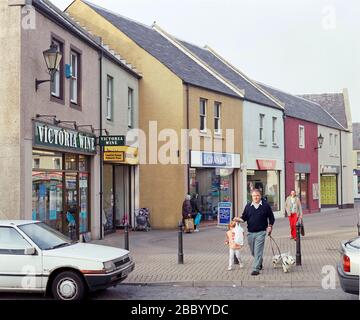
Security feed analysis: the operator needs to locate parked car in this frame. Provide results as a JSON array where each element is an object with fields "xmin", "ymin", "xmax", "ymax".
[
  {"xmin": 0, "ymin": 220, "xmax": 135, "ymax": 300},
  {"xmin": 337, "ymin": 236, "xmax": 360, "ymax": 295}
]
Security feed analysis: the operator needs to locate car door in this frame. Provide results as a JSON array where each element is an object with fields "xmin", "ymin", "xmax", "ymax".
[{"xmin": 0, "ymin": 226, "xmax": 43, "ymax": 291}]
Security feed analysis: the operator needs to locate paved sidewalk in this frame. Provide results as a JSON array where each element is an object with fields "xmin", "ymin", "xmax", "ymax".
[{"xmin": 93, "ymin": 206, "xmax": 359, "ymax": 288}]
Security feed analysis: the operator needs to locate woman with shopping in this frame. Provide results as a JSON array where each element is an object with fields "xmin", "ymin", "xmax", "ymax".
[{"xmin": 285, "ymin": 190, "xmax": 303, "ymax": 241}]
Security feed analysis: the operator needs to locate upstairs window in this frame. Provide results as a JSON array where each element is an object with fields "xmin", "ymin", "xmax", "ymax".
[
  {"xmin": 200, "ymin": 99, "xmax": 207, "ymax": 132},
  {"xmin": 128, "ymin": 87, "xmax": 134, "ymax": 128},
  {"xmin": 272, "ymin": 117, "xmax": 277, "ymax": 145},
  {"xmin": 214, "ymin": 102, "xmax": 221, "ymax": 134},
  {"xmin": 259, "ymin": 114, "xmax": 265, "ymax": 143},
  {"xmin": 50, "ymin": 39, "xmax": 63, "ymax": 100},
  {"xmin": 299, "ymin": 125, "xmax": 305, "ymax": 148},
  {"xmin": 70, "ymin": 50, "xmax": 81, "ymax": 105},
  {"xmin": 106, "ymin": 76, "xmax": 113, "ymax": 121}
]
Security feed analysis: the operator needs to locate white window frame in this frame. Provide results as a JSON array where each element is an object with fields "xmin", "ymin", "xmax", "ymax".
[
  {"xmin": 259, "ymin": 114, "xmax": 265, "ymax": 143},
  {"xmin": 299, "ymin": 125, "xmax": 305, "ymax": 149},
  {"xmin": 128, "ymin": 87, "xmax": 134, "ymax": 128},
  {"xmin": 272, "ymin": 117, "xmax": 277, "ymax": 145},
  {"xmin": 329, "ymin": 133, "xmax": 333, "ymax": 155},
  {"xmin": 70, "ymin": 51, "xmax": 79, "ymax": 104},
  {"xmin": 214, "ymin": 102, "xmax": 221, "ymax": 135},
  {"xmin": 200, "ymin": 99, "xmax": 207, "ymax": 133},
  {"xmin": 334, "ymin": 134, "xmax": 338, "ymax": 156},
  {"xmin": 50, "ymin": 40, "xmax": 61, "ymax": 98},
  {"xmin": 106, "ymin": 75, "xmax": 113, "ymax": 121}
]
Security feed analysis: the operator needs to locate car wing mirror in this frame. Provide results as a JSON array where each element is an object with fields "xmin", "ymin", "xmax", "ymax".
[{"xmin": 24, "ymin": 247, "xmax": 36, "ymax": 255}]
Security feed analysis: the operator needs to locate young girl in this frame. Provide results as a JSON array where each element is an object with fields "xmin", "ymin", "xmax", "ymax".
[{"xmin": 225, "ymin": 217, "xmax": 244, "ymax": 270}]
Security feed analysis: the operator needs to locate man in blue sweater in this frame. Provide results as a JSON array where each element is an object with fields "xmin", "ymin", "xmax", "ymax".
[{"xmin": 240, "ymin": 189, "xmax": 275, "ymax": 276}]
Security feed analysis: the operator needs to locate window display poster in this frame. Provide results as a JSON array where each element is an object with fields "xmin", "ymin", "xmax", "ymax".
[
  {"xmin": 39, "ymin": 183, "xmax": 46, "ymax": 221},
  {"xmin": 49, "ymin": 184, "xmax": 57, "ymax": 220},
  {"xmin": 218, "ymin": 202, "xmax": 232, "ymax": 225}
]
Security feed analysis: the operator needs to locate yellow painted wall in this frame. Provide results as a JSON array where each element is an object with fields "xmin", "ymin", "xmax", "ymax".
[
  {"xmin": 68, "ymin": 0, "xmax": 186, "ymax": 228},
  {"xmin": 67, "ymin": 1, "xmax": 244, "ymax": 227}
]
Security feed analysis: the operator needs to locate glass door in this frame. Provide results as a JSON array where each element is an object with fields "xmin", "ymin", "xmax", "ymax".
[
  {"xmin": 295, "ymin": 173, "xmax": 309, "ymax": 210},
  {"xmin": 64, "ymin": 173, "xmax": 78, "ymax": 238}
]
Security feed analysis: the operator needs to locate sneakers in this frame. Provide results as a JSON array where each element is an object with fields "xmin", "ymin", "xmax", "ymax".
[
  {"xmin": 194, "ymin": 229, "xmax": 199, "ymax": 232},
  {"xmin": 227, "ymin": 266, "xmax": 233, "ymax": 271},
  {"xmin": 259, "ymin": 264, "xmax": 263, "ymax": 270},
  {"xmin": 251, "ymin": 271, "xmax": 260, "ymax": 276},
  {"xmin": 239, "ymin": 263, "xmax": 244, "ymax": 269}
]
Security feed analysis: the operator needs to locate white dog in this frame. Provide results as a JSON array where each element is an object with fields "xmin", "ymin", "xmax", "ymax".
[{"xmin": 272, "ymin": 253, "xmax": 296, "ymax": 273}]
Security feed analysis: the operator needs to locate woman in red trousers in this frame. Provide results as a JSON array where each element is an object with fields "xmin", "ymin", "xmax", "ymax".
[{"xmin": 285, "ymin": 191, "xmax": 303, "ymax": 240}]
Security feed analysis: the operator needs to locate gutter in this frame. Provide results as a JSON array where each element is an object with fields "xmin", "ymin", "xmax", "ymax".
[
  {"xmin": 99, "ymin": 39, "xmax": 104, "ymax": 239},
  {"xmin": 339, "ymin": 131, "xmax": 344, "ymax": 208}
]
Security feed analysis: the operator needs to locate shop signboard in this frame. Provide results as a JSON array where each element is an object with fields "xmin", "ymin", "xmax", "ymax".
[
  {"xmin": 99, "ymin": 135, "xmax": 126, "ymax": 146},
  {"xmin": 256, "ymin": 159, "xmax": 276, "ymax": 170},
  {"xmin": 190, "ymin": 151, "xmax": 241, "ymax": 169},
  {"xmin": 33, "ymin": 121, "xmax": 96, "ymax": 154},
  {"xmin": 320, "ymin": 165, "xmax": 339, "ymax": 174},
  {"xmin": 104, "ymin": 151, "xmax": 125, "ymax": 162},
  {"xmin": 218, "ymin": 202, "xmax": 232, "ymax": 226},
  {"xmin": 103, "ymin": 146, "xmax": 139, "ymax": 165}
]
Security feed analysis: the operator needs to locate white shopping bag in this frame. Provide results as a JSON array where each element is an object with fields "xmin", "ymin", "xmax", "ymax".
[{"xmin": 234, "ymin": 223, "xmax": 244, "ymax": 245}]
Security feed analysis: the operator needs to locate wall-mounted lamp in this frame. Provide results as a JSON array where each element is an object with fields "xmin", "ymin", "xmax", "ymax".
[
  {"xmin": 314, "ymin": 134, "xmax": 324, "ymax": 150},
  {"xmin": 35, "ymin": 43, "xmax": 62, "ymax": 91}
]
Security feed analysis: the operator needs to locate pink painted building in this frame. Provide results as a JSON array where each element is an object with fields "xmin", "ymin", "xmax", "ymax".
[
  {"xmin": 260, "ymin": 85, "xmax": 345, "ymax": 214},
  {"xmin": 284, "ymin": 117, "xmax": 319, "ymax": 213}
]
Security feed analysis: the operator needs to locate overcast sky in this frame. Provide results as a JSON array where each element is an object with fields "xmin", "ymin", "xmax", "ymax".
[{"xmin": 54, "ymin": 0, "xmax": 359, "ymax": 123}]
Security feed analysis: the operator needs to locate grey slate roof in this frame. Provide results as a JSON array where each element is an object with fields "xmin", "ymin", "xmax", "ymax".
[
  {"xmin": 258, "ymin": 84, "xmax": 345, "ymax": 130},
  {"xmin": 298, "ymin": 93, "xmax": 348, "ymax": 129},
  {"xmin": 84, "ymin": 1, "xmax": 239, "ymax": 97},
  {"xmin": 353, "ymin": 123, "xmax": 360, "ymax": 150},
  {"xmin": 178, "ymin": 41, "xmax": 280, "ymax": 109}
]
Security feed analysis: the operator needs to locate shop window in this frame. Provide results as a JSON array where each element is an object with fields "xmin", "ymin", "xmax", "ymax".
[
  {"xmin": 189, "ymin": 168, "xmax": 233, "ymax": 221},
  {"xmin": 259, "ymin": 114, "xmax": 265, "ymax": 143},
  {"xmin": 200, "ymin": 98, "xmax": 207, "ymax": 132},
  {"xmin": 32, "ymin": 150, "xmax": 63, "ymax": 170},
  {"xmin": 247, "ymin": 170, "xmax": 280, "ymax": 211},
  {"xmin": 299, "ymin": 125, "xmax": 305, "ymax": 148},
  {"xmin": 128, "ymin": 87, "xmax": 134, "ymax": 128},
  {"xmin": 214, "ymin": 102, "xmax": 221, "ymax": 135},
  {"xmin": 32, "ymin": 171, "xmax": 64, "ymax": 233},
  {"xmin": 79, "ymin": 173, "xmax": 89, "ymax": 233},
  {"xmin": 65, "ymin": 154, "xmax": 77, "ymax": 170},
  {"xmin": 106, "ymin": 75, "xmax": 113, "ymax": 121},
  {"xmin": 79, "ymin": 155, "xmax": 89, "ymax": 172}
]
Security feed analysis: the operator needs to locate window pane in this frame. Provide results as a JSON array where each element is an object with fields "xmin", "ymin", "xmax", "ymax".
[
  {"xmin": 79, "ymin": 173, "xmax": 89, "ymax": 233},
  {"xmin": 65, "ymin": 154, "xmax": 77, "ymax": 170},
  {"xmin": 32, "ymin": 150, "xmax": 63, "ymax": 170},
  {"xmin": 79, "ymin": 155, "xmax": 89, "ymax": 172},
  {"xmin": 32, "ymin": 171, "xmax": 63, "ymax": 233},
  {"xmin": 128, "ymin": 88, "xmax": 133, "ymax": 127},
  {"xmin": 0, "ymin": 227, "xmax": 32, "ymax": 251}
]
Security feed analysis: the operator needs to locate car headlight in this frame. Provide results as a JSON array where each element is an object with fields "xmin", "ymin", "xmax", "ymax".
[{"xmin": 103, "ymin": 261, "xmax": 116, "ymax": 273}]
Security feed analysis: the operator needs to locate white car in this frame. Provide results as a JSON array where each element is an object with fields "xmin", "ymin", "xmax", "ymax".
[
  {"xmin": 0, "ymin": 220, "xmax": 135, "ymax": 300},
  {"xmin": 337, "ymin": 236, "xmax": 360, "ymax": 295}
]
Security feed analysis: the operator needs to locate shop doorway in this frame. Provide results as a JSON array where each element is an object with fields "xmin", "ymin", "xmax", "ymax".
[
  {"xmin": 320, "ymin": 175, "xmax": 338, "ymax": 207},
  {"xmin": 295, "ymin": 173, "xmax": 309, "ymax": 210}
]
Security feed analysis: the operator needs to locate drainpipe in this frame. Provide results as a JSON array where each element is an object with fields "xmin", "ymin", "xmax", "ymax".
[
  {"xmin": 186, "ymin": 84, "xmax": 190, "ymax": 193},
  {"xmin": 99, "ymin": 40, "xmax": 104, "ymax": 239},
  {"xmin": 339, "ymin": 130, "xmax": 344, "ymax": 208},
  {"xmin": 283, "ymin": 114, "xmax": 287, "ymax": 197}
]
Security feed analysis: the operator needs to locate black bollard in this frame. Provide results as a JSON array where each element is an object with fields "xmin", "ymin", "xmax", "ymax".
[
  {"xmin": 178, "ymin": 221, "xmax": 184, "ymax": 264},
  {"xmin": 124, "ymin": 223, "xmax": 129, "ymax": 250},
  {"xmin": 357, "ymin": 222, "xmax": 360, "ymax": 237},
  {"xmin": 296, "ymin": 221, "xmax": 302, "ymax": 266}
]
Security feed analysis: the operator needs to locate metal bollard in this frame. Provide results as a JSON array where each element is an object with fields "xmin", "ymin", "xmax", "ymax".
[
  {"xmin": 124, "ymin": 223, "xmax": 129, "ymax": 250},
  {"xmin": 357, "ymin": 222, "xmax": 360, "ymax": 237},
  {"xmin": 296, "ymin": 221, "xmax": 302, "ymax": 266},
  {"xmin": 178, "ymin": 221, "xmax": 184, "ymax": 264}
]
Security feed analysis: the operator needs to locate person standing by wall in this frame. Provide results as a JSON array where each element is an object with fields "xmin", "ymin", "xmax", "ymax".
[
  {"xmin": 182, "ymin": 194, "xmax": 193, "ymax": 231},
  {"xmin": 285, "ymin": 190, "xmax": 303, "ymax": 241},
  {"xmin": 240, "ymin": 189, "xmax": 275, "ymax": 276},
  {"xmin": 190, "ymin": 193, "xmax": 200, "ymax": 232}
]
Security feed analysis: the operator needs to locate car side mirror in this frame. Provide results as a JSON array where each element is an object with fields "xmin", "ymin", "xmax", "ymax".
[{"xmin": 24, "ymin": 247, "xmax": 36, "ymax": 255}]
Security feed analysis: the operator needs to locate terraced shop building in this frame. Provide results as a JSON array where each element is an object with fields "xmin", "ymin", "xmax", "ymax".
[
  {"xmin": 0, "ymin": 0, "xmax": 139, "ymax": 240},
  {"xmin": 67, "ymin": 0, "xmax": 246, "ymax": 229}
]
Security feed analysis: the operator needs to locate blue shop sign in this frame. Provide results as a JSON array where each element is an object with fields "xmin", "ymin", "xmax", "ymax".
[{"xmin": 202, "ymin": 152, "xmax": 232, "ymax": 167}]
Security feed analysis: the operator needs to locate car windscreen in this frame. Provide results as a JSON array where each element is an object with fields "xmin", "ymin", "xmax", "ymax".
[
  {"xmin": 349, "ymin": 237, "xmax": 360, "ymax": 250},
  {"xmin": 19, "ymin": 222, "xmax": 73, "ymax": 250}
]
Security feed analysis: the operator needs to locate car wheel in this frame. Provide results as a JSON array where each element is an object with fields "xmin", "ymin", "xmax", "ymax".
[{"xmin": 52, "ymin": 271, "xmax": 86, "ymax": 301}]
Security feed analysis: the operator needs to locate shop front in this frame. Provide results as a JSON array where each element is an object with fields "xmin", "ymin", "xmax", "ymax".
[
  {"xmin": 189, "ymin": 151, "xmax": 241, "ymax": 225},
  {"xmin": 102, "ymin": 145, "xmax": 139, "ymax": 234},
  {"xmin": 31, "ymin": 121, "xmax": 96, "ymax": 239},
  {"xmin": 320, "ymin": 165, "xmax": 339, "ymax": 208},
  {"xmin": 246, "ymin": 159, "xmax": 281, "ymax": 212}
]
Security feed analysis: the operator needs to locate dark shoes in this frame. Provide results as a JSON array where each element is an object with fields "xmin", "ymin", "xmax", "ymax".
[
  {"xmin": 259, "ymin": 264, "xmax": 263, "ymax": 270},
  {"xmin": 251, "ymin": 271, "xmax": 260, "ymax": 276}
]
